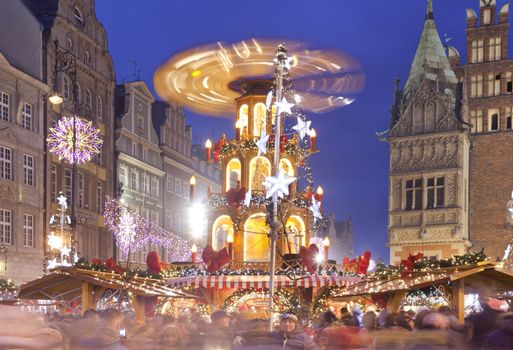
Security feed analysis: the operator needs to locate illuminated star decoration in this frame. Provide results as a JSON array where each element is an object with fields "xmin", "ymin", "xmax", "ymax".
[
  {"xmin": 262, "ymin": 168, "xmax": 296, "ymax": 199},
  {"xmin": 256, "ymin": 129, "xmax": 269, "ymax": 156},
  {"xmin": 47, "ymin": 116, "xmax": 103, "ymax": 164},
  {"xmin": 275, "ymin": 97, "xmax": 294, "ymax": 115},
  {"xmin": 60, "ymin": 245, "xmax": 71, "ymax": 258},
  {"xmin": 117, "ymin": 211, "xmax": 137, "ymax": 259},
  {"xmin": 244, "ymin": 189, "xmax": 252, "ymax": 207},
  {"xmin": 273, "ymin": 56, "xmax": 294, "ymax": 71},
  {"xmin": 309, "ymin": 197, "xmax": 322, "ymax": 223},
  {"xmin": 47, "ymin": 258, "xmax": 59, "ymax": 270},
  {"xmin": 292, "ymin": 117, "xmax": 313, "ymax": 140},
  {"xmin": 266, "ymin": 91, "xmax": 273, "ymax": 110},
  {"xmin": 57, "ymin": 193, "xmax": 68, "ymax": 209}
]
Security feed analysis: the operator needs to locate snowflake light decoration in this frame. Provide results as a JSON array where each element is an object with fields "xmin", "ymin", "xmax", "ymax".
[{"xmin": 47, "ymin": 116, "xmax": 103, "ymax": 164}]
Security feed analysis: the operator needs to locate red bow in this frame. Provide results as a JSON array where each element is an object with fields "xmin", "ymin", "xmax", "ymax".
[
  {"xmin": 202, "ymin": 245, "xmax": 231, "ymax": 273},
  {"xmin": 213, "ymin": 139, "xmax": 223, "ymax": 162},
  {"xmin": 146, "ymin": 251, "xmax": 161, "ymax": 274},
  {"xmin": 226, "ymin": 187, "xmax": 246, "ymax": 207},
  {"xmin": 105, "ymin": 257, "xmax": 125, "ymax": 274},
  {"xmin": 401, "ymin": 252, "xmax": 424, "ymax": 278},
  {"xmin": 300, "ymin": 244, "xmax": 319, "ymax": 273},
  {"xmin": 342, "ymin": 251, "xmax": 372, "ymax": 274}
]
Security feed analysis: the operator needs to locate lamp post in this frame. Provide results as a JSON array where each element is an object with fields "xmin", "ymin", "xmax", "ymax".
[{"xmin": 48, "ymin": 40, "xmax": 79, "ymax": 259}]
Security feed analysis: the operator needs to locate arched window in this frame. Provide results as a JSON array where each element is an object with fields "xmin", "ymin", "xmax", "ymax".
[
  {"xmin": 85, "ymin": 89, "xmax": 92, "ymax": 110},
  {"xmin": 74, "ymin": 7, "xmax": 84, "ymax": 26},
  {"xmin": 96, "ymin": 96, "xmax": 103, "ymax": 120},
  {"xmin": 490, "ymin": 113, "xmax": 499, "ymax": 131},
  {"xmin": 237, "ymin": 104, "xmax": 249, "ymax": 136},
  {"xmin": 244, "ymin": 213, "xmax": 270, "ymax": 262},
  {"xmin": 279, "ymin": 158, "xmax": 295, "ymax": 177},
  {"xmin": 75, "ymin": 82, "xmax": 81, "ymax": 104},
  {"xmin": 225, "ymin": 158, "xmax": 241, "ymax": 191},
  {"xmin": 212, "ymin": 215, "xmax": 234, "ymax": 251},
  {"xmin": 253, "ymin": 103, "xmax": 266, "ymax": 137},
  {"xmin": 249, "ymin": 156, "xmax": 271, "ymax": 191},
  {"xmin": 63, "ymin": 76, "xmax": 70, "ymax": 101},
  {"xmin": 85, "ymin": 49, "xmax": 91, "ymax": 64},
  {"xmin": 284, "ymin": 216, "xmax": 306, "ymax": 254}
]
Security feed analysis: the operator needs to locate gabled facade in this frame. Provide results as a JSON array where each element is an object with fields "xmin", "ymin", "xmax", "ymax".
[
  {"xmin": 24, "ymin": 0, "xmax": 116, "ymax": 261},
  {"xmin": 387, "ymin": 1, "xmax": 471, "ymax": 264},
  {"xmin": 115, "ymin": 81, "xmax": 165, "ymax": 263}
]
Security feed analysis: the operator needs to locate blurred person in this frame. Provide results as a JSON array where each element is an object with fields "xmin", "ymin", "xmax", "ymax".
[
  {"xmin": 375, "ymin": 313, "xmax": 410, "ymax": 350},
  {"xmin": 154, "ymin": 324, "xmax": 186, "ymax": 350},
  {"xmin": 318, "ymin": 311, "xmax": 338, "ymax": 329},
  {"xmin": 482, "ymin": 312, "xmax": 513, "ymax": 350},
  {"xmin": 340, "ymin": 307, "xmax": 355, "ymax": 326},
  {"xmin": 404, "ymin": 312, "xmax": 463, "ymax": 350},
  {"xmin": 352, "ymin": 306, "xmax": 363, "ymax": 328},
  {"xmin": 467, "ymin": 297, "xmax": 503, "ymax": 350},
  {"xmin": 203, "ymin": 310, "xmax": 234, "ymax": 350},
  {"xmin": 362, "ymin": 310, "xmax": 377, "ymax": 331}
]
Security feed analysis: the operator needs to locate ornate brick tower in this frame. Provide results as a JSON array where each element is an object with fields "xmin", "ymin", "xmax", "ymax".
[
  {"xmin": 387, "ymin": 1, "xmax": 471, "ymax": 264},
  {"xmin": 451, "ymin": 0, "xmax": 513, "ymax": 260}
]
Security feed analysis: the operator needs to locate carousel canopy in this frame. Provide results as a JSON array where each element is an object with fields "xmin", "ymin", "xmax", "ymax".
[{"xmin": 166, "ymin": 274, "xmax": 361, "ymax": 289}]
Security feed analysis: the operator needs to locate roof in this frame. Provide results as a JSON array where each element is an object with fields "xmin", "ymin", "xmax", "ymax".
[
  {"xmin": 18, "ymin": 268, "xmax": 195, "ymax": 301},
  {"xmin": 402, "ymin": 0, "xmax": 458, "ymax": 99},
  {"xmin": 334, "ymin": 262, "xmax": 513, "ymax": 299}
]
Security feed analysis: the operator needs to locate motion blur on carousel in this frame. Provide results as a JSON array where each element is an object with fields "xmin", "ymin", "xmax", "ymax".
[{"xmin": 0, "ymin": 292, "xmax": 512, "ymax": 350}]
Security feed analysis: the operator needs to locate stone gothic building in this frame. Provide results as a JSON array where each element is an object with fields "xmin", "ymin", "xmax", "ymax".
[{"xmin": 388, "ymin": 0, "xmax": 513, "ymax": 264}]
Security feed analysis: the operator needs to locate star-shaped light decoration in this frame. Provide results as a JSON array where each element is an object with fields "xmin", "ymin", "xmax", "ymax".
[
  {"xmin": 244, "ymin": 189, "xmax": 252, "ymax": 207},
  {"xmin": 292, "ymin": 117, "xmax": 313, "ymax": 140},
  {"xmin": 262, "ymin": 168, "xmax": 296, "ymax": 199},
  {"xmin": 309, "ymin": 197, "xmax": 322, "ymax": 223},
  {"xmin": 256, "ymin": 129, "xmax": 269, "ymax": 156},
  {"xmin": 266, "ymin": 91, "xmax": 273, "ymax": 110},
  {"xmin": 284, "ymin": 56, "xmax": 294, "ymax": 71},
  {"xmin": 275, "ymin": 98, "xmax": 294, "ymax": 115},
  {"xmin": 57, "ymin": 193, "xmax": 68, "ymax": 209},
  {"xmin": 60, "ymin": 245, "xmax": 71, "ymax": 258},
  {"xmin": 47, "ymin": 258, "xmax": 59, "ymax": 270}
]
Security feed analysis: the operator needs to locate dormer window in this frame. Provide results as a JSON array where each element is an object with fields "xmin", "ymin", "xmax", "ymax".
[
  {"xmin": 483, "ymin": 8, "xmax": 491, "ymax": 25},
  {"xmin": 74, "ymin": 7, "xmax": 84, "ymax": 26}
]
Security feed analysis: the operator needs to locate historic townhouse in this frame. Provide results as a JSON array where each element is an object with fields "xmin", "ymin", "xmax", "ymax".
[
  {"xmin": 115, "ymin": 81, "xmax": 165, "ymax": 263},
  {"xmin": 0, "ymin": 1, "xmax": 48, "ymax": 283},
  {"xmin": 25, "ymin": 0, "xmax": 116, "ymax": 260}
]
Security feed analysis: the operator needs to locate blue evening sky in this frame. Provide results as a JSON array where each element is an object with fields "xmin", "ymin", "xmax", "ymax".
[{"xmin": 96, "ymin": 0, "xmax": 503, "ymax": 262}]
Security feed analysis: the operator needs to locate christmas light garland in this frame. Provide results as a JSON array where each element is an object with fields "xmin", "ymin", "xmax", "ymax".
[
  {"xmin": 47, "ymin": 116, "xmax": 103, "ymax": 164},
  {"xmin": 104, "ymin": 196, "xmax": 193, "ymax": 261}
]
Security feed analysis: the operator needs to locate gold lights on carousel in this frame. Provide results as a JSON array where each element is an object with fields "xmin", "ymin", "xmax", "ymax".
[
  {"xmin": 323, "ymin": 237, "xmax": 330, "ymax": 263},
  {"xmin": 189, "ymin": 175, "xmax": 196, "ymax": 201},
  {"xmin": 310, "ymin": 128, "xmax": 317, "ymax": 150},
  {"xmin": 205, "ymin": 139, "xmax": 212, "ymax": 162},
  {"xmin": 191, "ymin": 243, "xmax": 198, "ymax": 264},
  {"xmin": 227, "ymin": 231, "xmax": 234, "ymax": 259}
]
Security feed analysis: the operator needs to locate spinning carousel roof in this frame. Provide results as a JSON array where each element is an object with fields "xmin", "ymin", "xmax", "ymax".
[{"xmin": 154, "ymin": 38, "xmax": 365, "ymax": 117}]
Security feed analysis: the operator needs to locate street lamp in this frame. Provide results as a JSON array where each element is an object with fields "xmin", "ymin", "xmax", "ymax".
[{"xmin": 48, "ymin": 39, "xmax": 80, "ymax": 259}]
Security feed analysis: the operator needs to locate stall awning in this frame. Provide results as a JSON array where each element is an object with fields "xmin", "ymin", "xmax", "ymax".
[{"xmin": 166, "ymin": 274, "xmax": 361, "ymax": 289}]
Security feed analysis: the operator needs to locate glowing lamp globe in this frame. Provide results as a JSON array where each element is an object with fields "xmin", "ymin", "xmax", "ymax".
[
  {"xmin": 191, "ymin": 243, "xmax": 198, "ymax": 253},
  {"xmin": 316, "ymin": 186, "xmax": 324, "ymax": 196},
  {"xmin": 205, "ymin": 139, "xmax": 212, "ymax": 148},
  {"xmin": 190, "ymin": 175, "xmax": 197, "ymax": 186},
  {"xmin": 322, "ymin": 236, "xmax": 330, "ymax": 247},
  {"xmin": 49, "ymin": 93, "xmax": 64, "ymax": 105}
]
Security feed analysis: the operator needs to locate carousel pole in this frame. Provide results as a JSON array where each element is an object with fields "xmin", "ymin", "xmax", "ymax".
[{"xmin": 269, "ymin": 47, "xmax": 285, "ymax": 332}]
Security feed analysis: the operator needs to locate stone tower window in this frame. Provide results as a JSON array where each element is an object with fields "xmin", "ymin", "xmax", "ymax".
[
  {"xmin": 405, "ymin": 179, "xmax": 422, "ymax": 211},
  {"xmin": 506, "ymin": 108, "xmax": 512, "ymax": 130},
  {"xmin": 427, "ymin": 177, "xmax": 445, "ymax": 209},
  {"xmin": 490, "ymin": 113, "xmax": 499, "ymax": 131},
  {"xmin": 74, "ymin": 7, "xmax": 84, "ymax": 26}
]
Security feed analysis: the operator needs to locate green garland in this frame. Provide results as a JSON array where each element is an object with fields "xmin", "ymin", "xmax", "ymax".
[
  {"xmin": 221, "ymin": 288, "xmax": 295, "ymax": 314},
  {"xmin": 312, "ymin": 286, "xmax": 343, "ymax": 316},
  {"xmin": 218, "ymin": 140, "xmax": 306, "ymax": 163},
  {"xmin": 373, "ymin": 251, "xmax": 487, "ymax": 280}
]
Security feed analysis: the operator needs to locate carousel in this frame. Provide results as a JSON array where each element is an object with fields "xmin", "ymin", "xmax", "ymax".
[{"xmin": 155, "ymin": 39, "xmax": 366, "ymax": 324}]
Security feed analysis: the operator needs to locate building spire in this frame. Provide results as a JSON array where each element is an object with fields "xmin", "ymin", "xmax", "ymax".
[
  {"xmin": 426, "ymin": 0, "xmax": 434, "ymax": 20},
  {"xmin": 402, "ymin": 0, "xmax": 457, "ymax": 99}
]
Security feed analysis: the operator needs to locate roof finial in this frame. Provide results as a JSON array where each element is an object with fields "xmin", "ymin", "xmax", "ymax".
[{"xmin": 426, "ymin": 0, "xmax": 434, "ymax": 20}]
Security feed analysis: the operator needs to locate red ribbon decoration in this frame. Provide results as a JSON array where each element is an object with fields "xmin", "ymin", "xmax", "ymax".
[
  {"xmin": 146, "ymin": 251, "xmax": 161, "ymax": 274},
  {"xmin": 202, "ymin": 245, "xmax": 231, "ymax": 273},
  {"xmin": 226, "ymin": 187, "xmax": 246, "ymax": 208},
  {"xmin": 342, "ymin": 251, "xmax": 372, "ymax": 274},
  {"xmin": 213, "ymin": 139, "xmax": 223, "ymax": 162},
  {"xmin": 401, "ymin": 252, "xmax": 424, "ymax": 278},
  {"xmin": 300, "ymin": 244, "xmax": 320, "ymax": 273}
]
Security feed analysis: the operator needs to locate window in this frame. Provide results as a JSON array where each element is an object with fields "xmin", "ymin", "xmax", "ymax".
[
  {"xmin": 471, "ymin": 75, "xmax": 483, "ymax": 98},
  {"xmin": 73, "ymin": 7, "xmax": 84, "ymax": 26},
  {"xmin": 0, "ymin": 146, "xmax": 12, "ymax": 180},
  {"xmin": 75, "ymin": 83, "xmax": 81, "ymax": 104},
  {"xmin": 182, "ymin": 179, "xmax": 189, "ymax": 199},
  {"xmin": 137, "ymin": 115, "xmax": 144, "ymax": 129},
  {"xmin": 21, "ymin": 103, "xmax": 32, "ymax": 130},
  {"xmin": 472, "ymin": 40, "xmax": 484, "ymax": 63},
  {"xmin": 85, "ymin": 49, "xmax": 91, "ymax": 64},
  {"xmin": 427, "ymin": 177, "xmax": 445, "ymax": 209},
  {"xmin": 78, "ymin": 172, "xmax": 85, "ymax": 208},
  {"xmin": 63, "ymin": 76, "xmax": 70, "ymax": 101},
  {"xmin": 23, "ymin": 154, "xmax": 34, "ymax": 186},
  {"xmin": 142, "ymin": 147, "xmax": 148, "ymax": 162},
  {"xmin": 150, "ymin": 211, "xmax": 158, "ymax": 225},
  {"xmin": 132, "ymin": 142, "xmax": 137, "ymax": 157},
  {"xmin": 488, "ymin": 73, "xmax": 501, "ymax": 96},
  {"xmin": 174, "ymin": 178, "xmax": 182, "ymax": 196},
  {"xmin": 51, "ymin": 165, "xmax": 57, "ymax": 201},
  {"xmin": 96, "ymin": 150, "xmax": 103, "ymax": 166},
  {"xmin": 489, "ymin": 110, "xmax": 500, "ymax": 131},
  {"xmin": 130, "ymin": 170, "xmax": 138, "ymax": 191},
  {"xmin": 85, "ymin": 89, "xmax": 92, "ymax": 110},
  {"xmin": 489, "ymin": 37, "xmax": 501, "ymax": 61},
  {"xmin": 119, "ymin": 166, "xmax": 127, "ymax": 186},
  {"xmin": 96, "ymin": 181, "xmax": 103, "ymax": 213},
  {"xmin": 23, "ymin": 214, "xmax": 34, "ymax": 247},
  {"xmin": 470, "ymin": 110, "xmax": 483, "ymax": 133},
  {"xmin": 405, "ymin": 179, "xmax": 422, "ymax": 211},
  {"xmin": 0, "ymin": 209, "xmax": 11, "ymax": 245},
  {"xmin": 506, "ymin": 108, "xmax": 512, "ymax": 130},
  {"xmin": 142, "ymin": 173, "xmax": 149, "ymax": 194},
  {"xmin": 174, "ymin": 212, "xmax": 182, "ymax": 231},
  {"xmin": 96, "ymin": 96, "xmax": 103, "ymax": 120},
  {"xmin": 166, "ymin": 211, "xmax": 173, "ymax": 229},
  {"xmin": 67, "ymin": 37, "xmax": 73, "ymax": 51},
  {"xmin": 483, "ymin": 8, "xmax": 491, "ymax": 25},
  {"xmin": 151, "ymin": 177, "xmax": 158, "ymax": 197},
  {"xmin": 64, "ymin": 169, "xmax": 72, "ymax": 201},
  {"xmin": 0, "ymin": 91, "xmax": 9, "ymax": 121},
  {"xmin": 166, "ymin": 175, "xmax": 174, "ymax": 193},
  {"xmin": 507, "ymin": 73, "xmax": 513, "ymax": 93}
]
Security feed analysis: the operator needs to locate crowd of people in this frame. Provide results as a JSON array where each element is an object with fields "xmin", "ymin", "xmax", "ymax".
[{"xmin": 0, "ymin": 298, "xmax": 512, "ymax": 349}]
